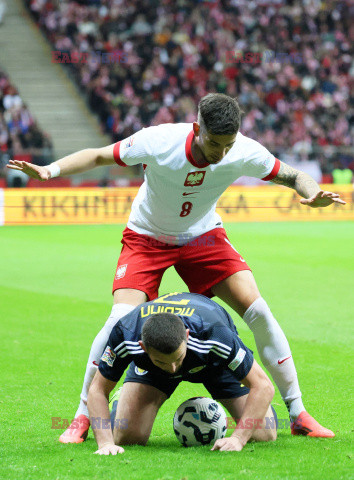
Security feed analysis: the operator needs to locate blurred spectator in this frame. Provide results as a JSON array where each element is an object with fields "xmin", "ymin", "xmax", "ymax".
[
  {"xmin": 6, "ymin": 165, "xmax": 29, "ymax": 187},
  {"xmin": 23, "ymin": 0, "xmax": 353, "ymax": 179},
  {"xmin": 0, "ymin": 67, "xmax": 53, "ymax": 182}
]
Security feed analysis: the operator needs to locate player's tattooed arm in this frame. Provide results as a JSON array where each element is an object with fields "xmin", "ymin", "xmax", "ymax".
[
  {"xmin": 271, "ymin": 161, "xmax": 346, "ymax": 207},
  {"xmin": 270, "ymin": 161, "xmax": 320, "ymax": 198}
]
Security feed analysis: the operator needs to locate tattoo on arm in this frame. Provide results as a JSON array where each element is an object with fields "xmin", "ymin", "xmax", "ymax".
[
  {"xmin": 271, "ymin": 161, "xmax": 321, "ymax": 198},
  {"xmin": 271, "ymin": 162, "xmax": 298, "ymax": 188}
]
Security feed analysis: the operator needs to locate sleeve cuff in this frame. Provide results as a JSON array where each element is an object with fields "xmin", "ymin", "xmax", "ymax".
[
  {"xmin": 98, "ymin": 364, "xmax": 120, "ymax": 382},
  {"xmin": 262, "ymin": 157, "xmax": 280, "ymax": 181},
  {"xmin": 113, "ymin": 141, "xmax": 127, "ymax": 167}
]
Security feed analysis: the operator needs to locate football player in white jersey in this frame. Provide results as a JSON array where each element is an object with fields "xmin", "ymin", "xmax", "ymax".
[{"xmin": 8, "ymin": 93, "xmax": 344, "ymax": 442}]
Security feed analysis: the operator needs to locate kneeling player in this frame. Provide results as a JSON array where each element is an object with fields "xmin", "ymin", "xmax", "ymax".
[{"xmin": 87, "ymin": 293, "xmax": 277, "ymax": 454}]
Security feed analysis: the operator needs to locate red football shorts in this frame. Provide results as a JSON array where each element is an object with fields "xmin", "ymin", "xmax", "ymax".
[{"xmin": 112, "ymin": 227, "xmax": 251, "ymax": 300}]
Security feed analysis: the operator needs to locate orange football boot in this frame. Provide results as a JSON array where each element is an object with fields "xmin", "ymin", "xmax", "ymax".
[
  {"xmin": 291, "ymin": 411, "xmax": 335, "ymax": 438},
  {"xmin": 59, "ymin": 415, "xmax": 90, "ymax": 443}
]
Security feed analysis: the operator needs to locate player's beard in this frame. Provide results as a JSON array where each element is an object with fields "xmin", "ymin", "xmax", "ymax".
[{"xmin": 207, "ymin": 156, "xmax": 223, "ymax": 164}]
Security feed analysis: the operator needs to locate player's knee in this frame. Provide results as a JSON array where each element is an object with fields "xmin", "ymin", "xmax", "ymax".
[
  {"xmin": 268, "ymin": 426, "xmax": 277, "ymax": 441},
  {"xmin": 116, "ymin": 435, "xmax": 148, "ymax": 446},
  {"xmin": 104, "ymin": 303, "xmax": 135, "ymax": 331},
  {"xmin": 259, "ymin": 404, "xmax": 277, "ymax": 442},
  {"xmin": 243, "ymin": 297, "xmax": 272, "ymax": 323},
  {"xmin": 113, "ymin": 419, "xmax": 150, "ymax": 446},
  {"xmin": 254, "ymin": 427, "xmax": 277, "ymax": 442},
  {"xmin": 114, "ymin": 428, "xmax": 149, "ymax": 446},
  {"xmin": 261, "ymin": 412, "xmax": 277, "ymax": 442},
  {"xmin": 251, "ymin": 420, "xmax": 277, "ymax": 442}
]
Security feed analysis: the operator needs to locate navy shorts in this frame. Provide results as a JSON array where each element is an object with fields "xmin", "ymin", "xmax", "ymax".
[{"xmin": 123, "ymin": 362, "xmax": 250, "ymax": 399}]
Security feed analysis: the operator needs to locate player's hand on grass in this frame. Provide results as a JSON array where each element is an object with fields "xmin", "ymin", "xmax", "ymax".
[
  {"xmin": 94, "ymin": 443, "xmax": 124, "ymax": 455},
  {"xmin": 6, "ymin": 160, "xmax": 51, "ymax": 181},
  {"xmin": 211, "ymin": 436, "xmax": 244, "ymax": 452},
  {"xmin": 300, "ymin": 190, "xmax": 346, "ymax": 208}
]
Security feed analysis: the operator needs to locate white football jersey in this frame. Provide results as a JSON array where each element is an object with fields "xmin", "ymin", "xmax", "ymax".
[{"xmin": 113, "ymin": 123, "xmax": 279, "ymax": 242}]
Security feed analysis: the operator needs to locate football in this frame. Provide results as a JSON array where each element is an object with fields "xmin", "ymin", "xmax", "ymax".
[{"xmin": 173, "ymin": 397, "xmax": 227, "ymax": 447}]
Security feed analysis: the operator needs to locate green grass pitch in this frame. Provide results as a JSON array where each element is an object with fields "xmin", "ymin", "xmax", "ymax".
[{"xmin": 1, "ymin": 222, "xmax": 353, "ymax": 480}]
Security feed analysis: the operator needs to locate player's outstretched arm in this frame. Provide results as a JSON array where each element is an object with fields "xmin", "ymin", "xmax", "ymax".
[
  {"xmin": 212, "ymin": 360, "xmax": 274, "ymax": 452},
  {"xmin": 87, "ymin": 370, "xmax": 124, "ymax": 455},
  {"xmin": 271, "ymin": 161, "xmax": 346, "ymax": 208},
  {"xmin": 6, "ymin": 144, "xmax": 116, "ymax": 181}
]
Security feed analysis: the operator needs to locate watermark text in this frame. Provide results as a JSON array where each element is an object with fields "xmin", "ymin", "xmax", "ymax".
[
  {"xmin": 227, "ymin": 416, "xmax": 291, "ymax": 430},
  {"xmin": 225, "ymin": 51, "xmax": 303, "ymax": 65},
  {"xmin": 51, "ymin": 417, "xmax": 128, "ymax": 430},
  {"xmin": 52, "ymin": 51, "xmax": 127, "ymax": 64}
]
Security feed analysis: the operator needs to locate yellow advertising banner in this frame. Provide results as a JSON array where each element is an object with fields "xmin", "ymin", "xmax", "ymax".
[
  {"xmin": 2, "ymin": 185, "xmax": 353, "ymax": 226},
  {"xmin": 216, "ymin": 184, "xmax": 353, "ymax": 222},
  {"xmin": 3, "ymin": 187, "xmax": 137, "ymax": 225}
]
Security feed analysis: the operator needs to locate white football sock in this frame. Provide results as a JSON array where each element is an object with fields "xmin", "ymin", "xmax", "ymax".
[
  {"xmin": 74, "ymin": 303, "xmax": 135, "ymax": 419},
  {"xmin": 243, "ymin": 297, "xmax": 305, "ymax": 421}
]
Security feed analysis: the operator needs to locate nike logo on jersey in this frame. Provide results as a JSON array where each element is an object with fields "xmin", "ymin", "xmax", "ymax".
[
  {"xmin": 182, "ymin": 192, "xmax": 200, "ymax": 196},
  {"xmin": 278, "ymin": 356, "xmax": 292, "ymax": 364},
  {"xmin": 92, "ymin": 360, "xmax": 99, "ymax": 366}
]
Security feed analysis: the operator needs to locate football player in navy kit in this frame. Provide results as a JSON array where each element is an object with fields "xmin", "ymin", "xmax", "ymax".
[{"xmin": 87, "ymin": 293, "xmax": 277, "ymax": 455}]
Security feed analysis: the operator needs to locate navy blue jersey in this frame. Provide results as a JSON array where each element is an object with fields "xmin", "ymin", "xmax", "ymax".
[{"xmin": 99, "ymin": 292, "xmax": 254, "ymax": 383}]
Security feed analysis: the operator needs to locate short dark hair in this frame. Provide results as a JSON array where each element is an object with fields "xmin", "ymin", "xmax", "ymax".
[
  {"xmin": 141, "ymin": 313, "xmax": 187, "ymax": 354},
  {"xmin": 198, "ymin": 93, "xmax": 243, "ymax": 135}
]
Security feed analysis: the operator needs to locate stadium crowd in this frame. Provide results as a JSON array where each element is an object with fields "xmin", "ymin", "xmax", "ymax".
[
  {"xmin": 24, "ymin": 0, "xmax": 353, "ymax": 178},
  {"xmin": 0, "ymin": 67, "xmax": 53, "ymax": 180}
]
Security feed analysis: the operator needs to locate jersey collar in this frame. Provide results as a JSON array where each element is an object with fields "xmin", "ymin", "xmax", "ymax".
[{"xmin": 185, "ymin": 130, "xmax": 209, "ymax": 169}]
